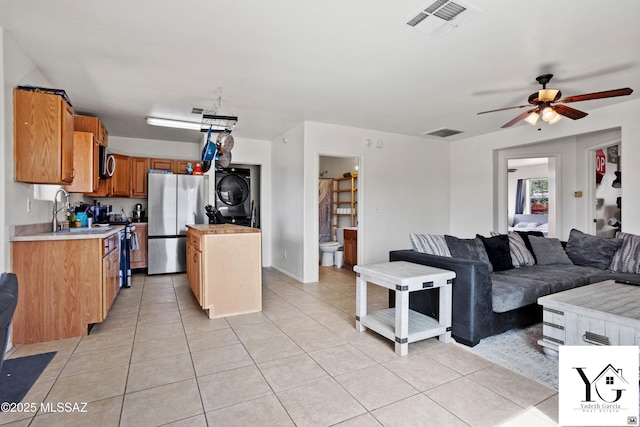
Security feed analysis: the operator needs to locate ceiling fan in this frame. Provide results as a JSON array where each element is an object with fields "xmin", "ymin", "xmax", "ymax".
[{"xmin": 478, "ymin": 74, "xmax": 633, "ymax": 128}]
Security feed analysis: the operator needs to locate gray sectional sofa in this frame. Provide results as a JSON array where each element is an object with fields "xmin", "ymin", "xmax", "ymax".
[{"xmin": 389, "ymin": 229, "xmax": 640, "ymax": 347}]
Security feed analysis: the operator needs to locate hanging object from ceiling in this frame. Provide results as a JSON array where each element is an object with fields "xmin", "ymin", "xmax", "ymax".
[{"xmin": 477, "ymin": 74, "xmax": 633, "ymax": 128}]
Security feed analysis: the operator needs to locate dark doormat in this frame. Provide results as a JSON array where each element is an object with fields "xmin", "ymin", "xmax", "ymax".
[{"xmin": 0, "ymin": 351, "xmax": 56, "ymax": 407}]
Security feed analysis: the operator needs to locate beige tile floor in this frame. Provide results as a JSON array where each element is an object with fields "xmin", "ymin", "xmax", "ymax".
[{"xmin": 0, "ymin": 267, "xmax": 559, "ymax": 426}]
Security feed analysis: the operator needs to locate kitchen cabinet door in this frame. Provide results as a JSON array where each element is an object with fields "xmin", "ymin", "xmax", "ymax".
[
  {"xmin": 174, "ymin": 160, "xmax": 199, "ymax": 174},
  {"xmin": 131, "ymin": 157, "xmax": 150, "ymax": 197},
  {"xmin": 64, "ymin": 132, "xmax": 99, "ymax": 193},
  {"xmin": 187, "ymin": 241, "xmax": 202, "ymax": 305},
  {"xmin": 110, "ymin": 154, "xmax": 131, "ymax": 196},
  {"xmin": 102, "ymin": 235, "xmax": 120, "ymax": 318},
  {"xmin": 344, "ymin": 229, "xmax": 357, "ymax": 268},
  {"xmin": 130, "ymin": 223, "xmax": 148, "ymax": 269},
  {"xmin": 74, "ymin": 115, "xmax": 108, "ymax": 146},
  {"xmin": 150, "ymin": 158, "xmax": 174, "ymax": 172},
  {"xmin": 13, "ymin": 89, "xmax": 74, "ymax": 184}
]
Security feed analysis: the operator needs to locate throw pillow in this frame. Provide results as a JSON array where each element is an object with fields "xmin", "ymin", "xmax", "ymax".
[
  {"xmin": 476, "ymin": 234, "xmax": 513, "ymax": 271},
  {"xmin": 409, "ymin": 234, "xmax": 451, "ymax": 257},
  {"xmin": 527, "ymin": 235, "xmax": 573, "ymax": 265},
  {"xmin": 508, "ymin": 232, "xmax": 536, "ymax": 268},
  {"xmin": 609, "ymin": 231, "xmax": 640, "ymax": 273},
  {"xmin": 444, "ymin": 235, "xmax": 493, "ymax": 272},
  {"xmin": 515, "ymin": 230, "xmax": 545, "ymax": 263},
  {"xmin": 565, "ymin": 228, "xmax": 623, "ymax": 270}
]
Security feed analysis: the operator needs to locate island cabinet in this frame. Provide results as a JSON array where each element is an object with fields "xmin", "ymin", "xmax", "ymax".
[
  {"xmin": 13, "ymin": 89, "xmax": 74, "ymax": 184},
  {"xmin": 186, "ymin": 224, "xmax": 262, "ymax": 318},
  {"xmin": 10, "ymin": 229, "xmax": 122, "ymax": 345}
]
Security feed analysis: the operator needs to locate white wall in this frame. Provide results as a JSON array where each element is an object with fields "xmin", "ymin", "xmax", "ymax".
[
  {"xmin": 1, "ymin": 30, "xmax": 58, "ymax": 272},
  {"xmin": 271, "ymin": 124, "xmax": 305, "ymax": 280},
  {"xmin": 452, "ymin": 98, "xmax": 640, "ymax": 240}
]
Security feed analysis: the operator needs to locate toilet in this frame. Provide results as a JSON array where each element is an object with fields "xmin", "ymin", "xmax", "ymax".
[{"xmin": 319, "ymin": 242, "xmax": 340, "ymax": 266}]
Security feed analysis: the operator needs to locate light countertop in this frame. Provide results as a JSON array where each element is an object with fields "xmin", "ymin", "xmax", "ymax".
[
  {"xmin": 10, "ymin": 224, "xmax": 124, "ymax": 242},
  {"xmin": 187, "ymin": 224, "xmax": 260, "ymax": 234}
]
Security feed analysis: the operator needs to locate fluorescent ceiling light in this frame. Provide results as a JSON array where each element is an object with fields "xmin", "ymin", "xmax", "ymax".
[{"xmin": 146, "ymin": 117, "xmax": 203, "ymax": 130}]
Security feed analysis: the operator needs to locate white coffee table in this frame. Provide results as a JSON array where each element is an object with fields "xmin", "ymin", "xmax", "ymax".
[
  {"xmin": 538, "ymin": 280, "xmax": 640, "ymax": 358},
  {"xmin": 354, "ymin": 261, "xmax": 456, "ymax": 356}
]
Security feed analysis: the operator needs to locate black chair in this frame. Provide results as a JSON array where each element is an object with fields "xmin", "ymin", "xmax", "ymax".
[{"xmin": 0, "ymin": 273, "xmax": 19, "ymax": 373}]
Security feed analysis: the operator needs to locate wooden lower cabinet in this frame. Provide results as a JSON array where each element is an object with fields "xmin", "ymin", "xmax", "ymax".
[
  {"xmin": 186, "ymin": 225, "xmax": 261, "ymax": 318},
  {"xmin": 102, "ymin": 234, "xmax": 120, "ymax": 316},
  {"xmin": 10, "ymin": 232, "xmax": 121, "ymax": 345},
  {"xmin": 344, "ymin": 229, "xmax": 357, "ymax": 268},
  {"xmin": 186, "ymin": 233, "xmax": 202, "ymax": 305},
  {"xmin": 130, "ymin": 223, "xmax": 148, "ymax": 269}
]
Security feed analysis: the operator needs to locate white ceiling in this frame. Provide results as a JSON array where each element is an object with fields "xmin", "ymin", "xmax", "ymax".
[{"xmin": 1, "ymin": 0, "xmax": 639, "ymax": 143}]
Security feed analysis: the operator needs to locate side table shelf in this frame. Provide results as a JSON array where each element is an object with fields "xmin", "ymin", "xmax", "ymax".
[{"xmin": 359, "ymin": 308, "xmax": 448, "ymax": 344}]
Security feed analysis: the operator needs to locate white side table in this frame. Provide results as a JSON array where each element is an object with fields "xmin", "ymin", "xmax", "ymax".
[{"xmin": 354, "ymin": 261, "xmax": 455, "ymax": 356}]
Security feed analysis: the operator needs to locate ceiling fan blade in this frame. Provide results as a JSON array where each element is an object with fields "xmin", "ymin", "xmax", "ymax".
[
  {"xmin": 501, "ymin": 110, "xmax": 536, "ymax": 128},
  {"xmin": 553, "ymin": 104, "xmax": 588, "ymax": 120},
  {"xmin": 477, "ymin": 104, "xmax": 531, "ymax": 115},
  {"xmin": 560, "ymin": 88, "xmax": 633, "ymax": 103}
]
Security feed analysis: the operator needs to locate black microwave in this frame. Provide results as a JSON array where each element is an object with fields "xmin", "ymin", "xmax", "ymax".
[{"xmin": 99, "ymin": 146, "xmax": 115, "ymax": 178}]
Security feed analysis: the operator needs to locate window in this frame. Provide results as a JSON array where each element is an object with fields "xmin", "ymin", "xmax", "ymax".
[
  {"xmin": 606, "ymin": 376, "xmax": 614, "ymax": 385},
  {"xmin": 528, "ymin": 178, "xmax": 548, "ymax": 214}
]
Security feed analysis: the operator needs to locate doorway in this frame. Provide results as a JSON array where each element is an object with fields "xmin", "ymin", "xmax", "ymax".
[
  {"xmin": 592, "ymin": 143, "xmax": 621, "ymax": 237},
  {"xmin": 318, "ymin": 155, "xmax": 359, "ymax": 280},
  {"xmin": 506, "ymin": 157, "xmax": 557, "ymax": 237}
]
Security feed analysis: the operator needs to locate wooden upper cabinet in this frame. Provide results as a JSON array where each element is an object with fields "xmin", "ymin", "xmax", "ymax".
[
  {"xmin": 110, "ymin": 154, "xmax": 131, "ymax": 197},
  {"xmin": 131, "ymin": 157, "xmax": 150, "ymax": 198},
  {"xmin": 13, "ymin": 89, "xmax": 74, "ymax": 184},
  {"xmin": 74, "ymin": 115, "xmax": 108, "ymax": 146},
  {"xmin": 150, "ymin": 158, "xmax": 174, "ymax": 172},
  {"xmin": 174, "ymin": 160, "xmax": 199, "ymax": 174},
  {"xmin": 64, "ymin": 131, "xmax": 99, "ymax": 193}
]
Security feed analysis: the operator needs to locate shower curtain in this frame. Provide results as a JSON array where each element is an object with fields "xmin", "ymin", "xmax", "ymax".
[{"xmin": 319, "ymin": 179, "xmax": 332, "ymax": 242}]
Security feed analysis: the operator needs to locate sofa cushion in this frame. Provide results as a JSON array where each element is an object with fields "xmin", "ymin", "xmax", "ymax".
[
  {"xmin": 495, "ymin": 264, "xmax": 599, "ymax": 293},
  {"xmin": 588, "ymin": 272, "xmax": 640, "ymax": 285},
  {"xmin": 514, "ymin": 230, "xmax": 545, "ymax": 263},
  {"xmin": 528, "ymin": 236, "xmax": 573, "ymax": 266},
  {"xmin": 477, "ymin": 234, "xmax": 513, "ymax": 272},
  {"xmin": 409, "ymin": 233, "xmax": 451, "ymax": 257},
  {"xmin": 508, "ymin": 232, "xmax": 535, "ymax": 268},
  {"xmin": 445, "ymin": 235, "xmax": 493, "ymax": 273},
  {"xmin": 609, "ymin": 231, "xmax": 640, "ymax": 274},
  {"xmin": 490, "ymin": 275, "xmax": 550, "ymax": 313},
  {"xmin": 565, "ymin": 228, "xmax": 623, "ymax": 270}
]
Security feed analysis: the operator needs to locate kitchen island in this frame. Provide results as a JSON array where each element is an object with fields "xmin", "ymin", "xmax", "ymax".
[{"xmin": 186, "ymin": 224, "xmax": 262, "ymax": 319}]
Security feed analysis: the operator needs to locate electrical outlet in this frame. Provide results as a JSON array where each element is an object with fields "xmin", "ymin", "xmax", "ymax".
[
  {"xmin": 283, "ymin": 250, "xmax": 287, "ymax": 259},
  {"xmin": 27, "ymin": 198, "xmax": 32, "ymax": 213}
]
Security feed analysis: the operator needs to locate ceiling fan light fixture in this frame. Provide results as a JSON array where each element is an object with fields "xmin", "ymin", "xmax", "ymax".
[
  {"xmin": 538, "ymin": 89, "xmax": 559, "ymax": 102},
  {"xmin": 541, "ymin": 106, "xmax": 557, "ymax": 122},
  {"xmin": 548, "ymin": 113, "xmax": 563, "ymax": 124},
  {"xmin": 524, "ymin": 111, "xmax": 540, "ymax": 125}
]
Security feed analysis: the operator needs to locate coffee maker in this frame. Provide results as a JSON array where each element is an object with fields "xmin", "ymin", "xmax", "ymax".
[{"xmin": 132, "ymin": 203, "xmax": 145, "ymax": 222}]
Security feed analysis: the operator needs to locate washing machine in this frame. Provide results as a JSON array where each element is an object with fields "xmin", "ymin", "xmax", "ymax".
[{"xmin": 215, "ymin": 167, "xmax": 251, "ymax": 225}]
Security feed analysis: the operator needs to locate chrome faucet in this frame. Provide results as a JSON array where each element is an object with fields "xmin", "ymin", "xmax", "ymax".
[{"xmin": 52, "ymin": 188, "xmax": 70, "ymax": 232}]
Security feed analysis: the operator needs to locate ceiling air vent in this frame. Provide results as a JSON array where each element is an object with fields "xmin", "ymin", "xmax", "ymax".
[
  {"xmin": 423, "ymin": 128, "xmax": 463, "ymax": 138},
  {"xmin": 407, "ymin": 0, "xmax": 480, "ymax": 38}
]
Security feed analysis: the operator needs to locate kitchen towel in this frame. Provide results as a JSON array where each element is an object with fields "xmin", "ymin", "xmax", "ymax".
[{"xmin": 130, "ymin": 231, "xmax": 139, "ymax": 251}]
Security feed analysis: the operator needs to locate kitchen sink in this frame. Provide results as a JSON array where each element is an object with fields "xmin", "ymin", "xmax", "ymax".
[{"xmin": 56, "ymin": 227, "xmax": 112, "ymax": 233}]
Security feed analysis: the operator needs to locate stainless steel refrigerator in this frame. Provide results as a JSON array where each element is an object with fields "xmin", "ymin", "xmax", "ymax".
[{"xmin": 148, "ymin": 173, "xmax": 209, "ymax": 274}]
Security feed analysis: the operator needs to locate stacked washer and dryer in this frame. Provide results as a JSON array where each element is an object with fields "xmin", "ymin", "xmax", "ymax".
[{"xmin": 214, "ymin": 167, "xmax": 252, "ymax": 226}]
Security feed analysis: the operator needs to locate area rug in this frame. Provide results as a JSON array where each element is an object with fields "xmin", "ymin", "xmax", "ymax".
[
  {"xmin": 0, "ymin": 351, "xmax": 56, "ymax": 407},
  {"xmin": 462, "ymin": 323, "xmax": 558, "ymax": 390}
]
